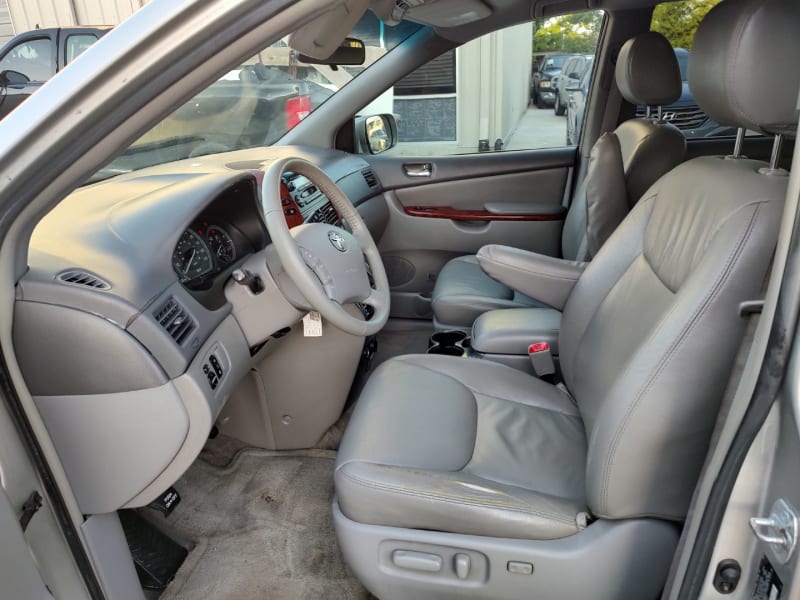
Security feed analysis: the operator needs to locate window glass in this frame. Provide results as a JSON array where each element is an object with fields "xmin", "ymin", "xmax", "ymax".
[
  {"xmin": 0, "ymin": 38, "xmax": 53, "ymax": 82},
  {"xmin": 92, "ymin": 13, "xmax": 422, "ymax": 182},
  {"xmin": 372, "ymin": 10, "xmax": 604, "ymax": 156},
  {"xmin": 649, "ymin": 0, "xmax": 740, "ymax": 139},
  {"xmin": 65, "ymin": 34, "xmax": 98, "ymax": 64}
]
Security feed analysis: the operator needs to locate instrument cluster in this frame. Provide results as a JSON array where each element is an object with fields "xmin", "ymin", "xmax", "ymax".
[{"xmin": 172, "ymin": 220, "xmax": 242, "ymax": 286}]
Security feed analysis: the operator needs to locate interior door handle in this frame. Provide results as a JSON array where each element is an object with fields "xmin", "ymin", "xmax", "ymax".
[{"xmin": 404, "ymin": 163, "xmax": 432, "ymax": 177}]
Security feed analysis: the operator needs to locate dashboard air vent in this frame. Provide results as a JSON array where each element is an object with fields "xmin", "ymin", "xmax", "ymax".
[
  {"xmin": 57, "ymin": 270, "xmax": 111, "ymax": 291},
  {"xmin": 153, "ymin": 297, "xmax": 195, "ymax": 345},
  {"xmin": 361, "ymin": 168, "xmax": 378, "ymax": 188}
]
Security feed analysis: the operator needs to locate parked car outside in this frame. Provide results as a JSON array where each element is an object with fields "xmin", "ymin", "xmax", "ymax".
[
  {"xmin": 531, "ymin": 53, "xmax": 571, "ymax": 108},
  {"xmin": 565, "ymin": 61, "xmax": 593, "ymax": 145},
  {"xmin": 553, "ymin": 54, "xmax": 593, "ymax": 116},
  {"xmin": 565, "ymin": 47, "xmax": 736, "ymax": 145},
  {"xmin": 0, "ymin": 27, "xmax": 111, "ymax": 118}
]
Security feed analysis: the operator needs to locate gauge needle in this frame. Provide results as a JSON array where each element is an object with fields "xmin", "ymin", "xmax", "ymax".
[{"xmin": 183, "ymin": 248, "xmax": 196, "ymax": 273}]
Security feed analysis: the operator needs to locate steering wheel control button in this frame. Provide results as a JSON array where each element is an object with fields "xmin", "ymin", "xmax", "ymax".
[
  {"xmin": 454, "ymin": 553, "xmax": 471, "ymax": 579},
  {"xmin": 507, "ymin": 561, "xmax": 534, "ymax": 575},
  {"xmin": 391, "ymin": 550, "xmax": 443, "ymax": 573},
  {"xmin": 328, "ymin": 230, "xmax": 348, "ymax": 252}
]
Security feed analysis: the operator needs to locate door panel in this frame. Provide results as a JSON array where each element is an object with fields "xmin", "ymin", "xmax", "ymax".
[{"xmin": 367, "ymin": 148, "xmax": 575, "ymax": 319}]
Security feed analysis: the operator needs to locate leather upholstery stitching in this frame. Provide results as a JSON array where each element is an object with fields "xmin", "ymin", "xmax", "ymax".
[
  {"xmin": 565, "ymin": 198, "xmax": 656, "ymax": 380},
  {"xmin": 338, "ymin": 467, "xmax": 579, "ymax": 526},
  {"xmin": 641, "ymin": 251, "xmax": 678, "ymax": 294},
  {"xmin": 394, "ymin": 356, "xmax": 580, "ymax": 417},
  {"xmin": 598, "ymin": 201, "xmax": 762, "ymax": 514},
  {"xmin": 470, "ymin": 390, "xmax": 580, "ymax": 417}
]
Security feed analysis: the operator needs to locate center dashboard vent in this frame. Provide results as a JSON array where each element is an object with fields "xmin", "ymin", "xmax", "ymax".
[
  {"xmin": 361, "ymin": 168, "xmax": 378, "ymax": 188},
  {"xmin": 153, "ymin": 297, "xmax": 196, "ymax": 345},
  {"xmin": 57, "ymin": 270, "xmax": 111, "ymax": 291}
]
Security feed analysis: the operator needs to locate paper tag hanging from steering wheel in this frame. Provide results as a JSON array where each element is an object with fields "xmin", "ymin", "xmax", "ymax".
[{"xmin": 303, "ymin": 311, "xmax": 323, "ymax": 337}]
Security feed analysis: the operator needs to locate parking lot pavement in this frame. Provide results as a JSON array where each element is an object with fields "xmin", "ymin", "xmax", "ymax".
[{"xmin": 505, "ymin": 105, "xmax": 569, "ymax": 150}]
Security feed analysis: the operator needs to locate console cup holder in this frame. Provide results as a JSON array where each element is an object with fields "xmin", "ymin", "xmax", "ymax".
[{"xmin": 428, "ymin": 330, "xmax": 471, "ymax": 357}]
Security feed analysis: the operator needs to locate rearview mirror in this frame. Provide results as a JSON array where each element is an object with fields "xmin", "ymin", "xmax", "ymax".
[
  {"xmin": 355, "ymin": 114, "xmax": 398, "ymax": 155},
  {"xmin": 0, "ymin": 70, "xmax": 30, "ymax": 87},
  {"xmin": 298, "ymin": 37, "xmax": 365, "ymax": 66}
]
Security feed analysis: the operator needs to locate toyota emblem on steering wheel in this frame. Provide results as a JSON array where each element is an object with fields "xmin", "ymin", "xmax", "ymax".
[{"xmin": 328, "ymin": 230, "xmax": 347, "ymax": 252}]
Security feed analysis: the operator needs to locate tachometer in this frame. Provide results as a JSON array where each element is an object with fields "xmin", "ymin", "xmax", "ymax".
[
  {"xmin": 206, "ymin": 225, "xmax": 236, "ymax": 265},
  {"xmin": 172, "ymin": 230, "xmax": 213, "ymax": 282}
]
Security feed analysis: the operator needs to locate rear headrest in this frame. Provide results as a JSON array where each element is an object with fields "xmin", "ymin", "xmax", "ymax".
[
  {"xmin": 615, "ymin": 32, "xmax": 681, "ymax": 107},
  {"xmin": 690, "ymin": 0, "xmax": 800, "ymax": 136}
]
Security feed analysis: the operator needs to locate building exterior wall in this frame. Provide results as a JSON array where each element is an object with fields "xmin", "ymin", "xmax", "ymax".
[
  {"xmin": 73, "ymin": 0, "xmax": 148, "ymax": 26},
  {"xmin": 6, "ymin": 0, "xmax": 148, "ymax": 33},
  {"xmin": 454, "ymin": 22, "xmax": 533, "ymax": 153},
  {"xmin": 0, "ymin": 0, "xmax": 14, "ymax": 46}
]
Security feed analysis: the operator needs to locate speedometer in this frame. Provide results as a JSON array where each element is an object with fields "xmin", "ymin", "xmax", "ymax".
[
  {"xmin": 206, "ymin": 225, "xmax": 236, "ymax": 265},
  {"xmin": 172, "ymin": 230, "xmax": 213, "ymax": 282}
]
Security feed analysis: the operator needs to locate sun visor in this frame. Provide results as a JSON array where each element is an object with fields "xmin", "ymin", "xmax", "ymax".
[
  {"xmin": 288, "ymin": 0, "xmax": 370, "ymax": 60},
  {"xmin": 404, "ymin": 0, "xmax": 491, "ymax": 27},
  {"xmin": 371, "ymin": 0, "xmax": 491, "ymax": 27}
]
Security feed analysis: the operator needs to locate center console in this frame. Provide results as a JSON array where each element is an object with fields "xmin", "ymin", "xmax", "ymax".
[
  {"xmin": 428, "ymin": 307, "xmax": 562, "ymax": 375},
  {"xmin": 282, "ymin": 173, "xmax": 340, "ymax": 226}
]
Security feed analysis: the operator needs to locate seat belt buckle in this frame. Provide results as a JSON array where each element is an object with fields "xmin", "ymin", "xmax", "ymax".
[{"xmin": 528, "ymin": 342, "xmax": 555, "ymax": 377}]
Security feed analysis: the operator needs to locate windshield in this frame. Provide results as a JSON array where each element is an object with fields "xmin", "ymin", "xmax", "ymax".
[{"xmin": 91, "ymin": 14, "xmax": 421, "ymax": 182}]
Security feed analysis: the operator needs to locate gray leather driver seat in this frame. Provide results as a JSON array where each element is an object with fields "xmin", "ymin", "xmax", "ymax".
[
  {"xmin": 431, "ymin": 31, "xmax": 687, "ymax": 330},
  {"xmin": 334, "ymin": 2, "xmax": 799, "ymax": 599}
]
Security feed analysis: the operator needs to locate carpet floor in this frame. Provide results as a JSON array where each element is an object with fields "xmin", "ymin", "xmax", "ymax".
[{"xmin": 151, "ymin": 448, "xmax": 370, "ymax": 600}]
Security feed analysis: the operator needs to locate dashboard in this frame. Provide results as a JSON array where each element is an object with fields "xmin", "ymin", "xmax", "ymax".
[{"xmin": 16, "ymin": 145, "xmax": 385, "ymax": 515}]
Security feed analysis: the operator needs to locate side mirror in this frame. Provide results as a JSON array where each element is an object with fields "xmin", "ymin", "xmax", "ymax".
[
  {"xmin": 298, "ymin": 38, "xmax": 366, "ymax": 66},
  {"xmin": 355, "ymin": 114, "xmax": 397, "ymax": 155},
  {"xmin": 568, "ymin": 71, "xmax": 581, "ymax": 80},
  {"xmin": 0, "ymin": 70, "xmax": 30, "ymax": 87},
  {"xmin": 565, "ymin": 85, "xmax": 581, "ymax": 92}
]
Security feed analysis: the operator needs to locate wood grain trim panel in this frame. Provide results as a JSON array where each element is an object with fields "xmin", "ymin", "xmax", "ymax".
[{"xmin": 403, "ymin": 205, "xmax": 567, "ymax": 222}]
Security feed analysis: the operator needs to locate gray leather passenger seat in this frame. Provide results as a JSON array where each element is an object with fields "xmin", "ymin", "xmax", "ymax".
[
  {"xmin": 334, "ymin": 1, "xmax": 799, "ymax": 598},
  {"xmin": 431, "ymin": 31, "xmax": 687, "ymax": 330}
]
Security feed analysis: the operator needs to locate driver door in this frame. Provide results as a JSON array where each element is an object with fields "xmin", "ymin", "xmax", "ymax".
[{"xmin": 0, "ymin": 35, "xmax": 55, "ymax": 119}]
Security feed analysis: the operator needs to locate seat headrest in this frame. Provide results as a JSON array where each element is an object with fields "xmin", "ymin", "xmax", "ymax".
[
  {"xmin": 690, "ymin": 0, "xmax": 800, "ymax": 136},
  {"xmin": 615, "ymin": 31, "xmax": 681, "ymax": 107}
]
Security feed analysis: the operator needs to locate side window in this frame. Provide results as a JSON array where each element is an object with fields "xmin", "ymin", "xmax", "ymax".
[
  {"xmin": 371, "ymin": 10, "xmax": 604, "ymax": 156},
  {"xmin": 650, "ymin": 0, "xmax": 740, "ymax": 139},
  {"xmin": 0, "ymin": 38, "xmax": 54, "ymax": 82},
  {"xmin": 65, "ymin": 34, "xmax": 98, "ymax": 65}
]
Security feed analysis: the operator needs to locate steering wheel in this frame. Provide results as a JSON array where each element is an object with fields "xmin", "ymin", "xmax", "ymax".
[{"xmin": 262, "ymin": 157, "xmax": 390, "ymax": 337}]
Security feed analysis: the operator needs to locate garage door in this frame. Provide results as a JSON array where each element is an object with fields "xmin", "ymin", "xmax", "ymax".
[{"xmin": 0, "ymin": 0, "xmax": 13, "ymax": 48}]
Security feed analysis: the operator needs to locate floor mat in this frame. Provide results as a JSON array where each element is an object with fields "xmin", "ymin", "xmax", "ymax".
[{"xmin": 153, "ymin": 448, "xmax": 370, "ymax": 600}]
